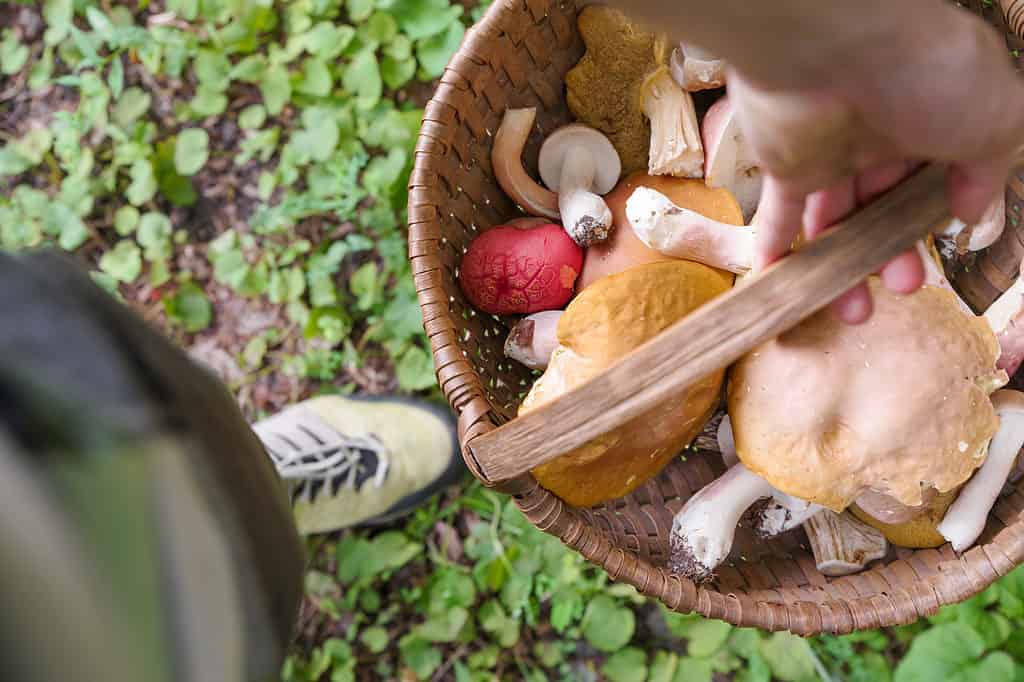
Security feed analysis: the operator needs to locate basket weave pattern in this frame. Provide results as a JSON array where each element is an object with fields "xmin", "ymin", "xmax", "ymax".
[{"xmin": 409, "ymin": 0, "xmax": 1024, "ymax": 634}]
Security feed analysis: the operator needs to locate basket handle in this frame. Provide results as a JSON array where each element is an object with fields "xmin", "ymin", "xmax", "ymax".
[{"xmin": 465, "ymin": 163, "xmax": 955, "ymax": 484}]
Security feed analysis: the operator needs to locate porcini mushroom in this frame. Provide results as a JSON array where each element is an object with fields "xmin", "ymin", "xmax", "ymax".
[
  {"xmin": 579, "ymin": 173, "xmax": 745, "ymax": 289},
  {"xmin": 983, "ymin": 257, "xmax": 1024, "ymax": 376},
  {"xmin": 504, "ymin": 310, "xmax": 563, "ymax": 371},
  {"xmin": 538, "ymin": 124, "xmax": 621, "ymax": 246},
  {"xmin": 938, "ymin": 389, "xmax": 1024, "ymax": 551},
  {"xmin": 492, "ymin": 108, "xmax": 559, "ymax": 220},
  {"xmin": 702, "ymin": 96, "xmax": 762, "ymax": 221},
  {"xmin": 625, "ymin": 186, "xmax": 756, "ymax": 273},
  {"xmin": 670, "ymin": 42, "xmax": 727, "ymax": 92},
  {"xmin": 520, "ymin": 260, "xmax": 732, "ymax": 507},
  {"xmin": 670, "ymin": 280, "xmax": 1008, "ymax": 580},
  {"xmin": 565, "ymin": 6, "xmax": 703, "ymax": 178}
]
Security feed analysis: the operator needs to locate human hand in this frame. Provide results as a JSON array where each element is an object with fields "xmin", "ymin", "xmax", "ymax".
[{"xmin": 728, "ymin": 8, "xmax": 1024, "ymax": 323}]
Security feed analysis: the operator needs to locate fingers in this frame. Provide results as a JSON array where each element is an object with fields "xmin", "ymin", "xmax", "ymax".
[
  {"xmin": 831, "ymin": 284, "xmax": 873, "ymax": 324},
  {"xmin": 803, "ymin": 179, "xmax": 855, "ymax": 240},
  {"xmin": 880, "ymin": 249, "xmax": 925, "ymax": 294},
  {"xmin": 947, "ymin": 158, "xmax": 1011, "ymax": 223},
  {"xmin": 753, "ymin": 176, "xmax": 805, "ymax": 270}
]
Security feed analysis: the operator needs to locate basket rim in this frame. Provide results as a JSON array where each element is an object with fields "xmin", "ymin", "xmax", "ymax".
[{"xmin": 407, "ymin": 0, "xmax": 1024, "ymax": 635}]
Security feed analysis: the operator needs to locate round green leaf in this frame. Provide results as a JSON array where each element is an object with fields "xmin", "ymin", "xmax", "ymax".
[
  {"xmin": 99, "ymin": 240, "xmax": 143, "ymax": 283},
  {"xmin": 174, "ymin": 129, "xmax": 210, "ymax": 176},
  {"xmin": 114, "ymin": 205, "xmax": 141, "ymax": 236},
  {"xmin": 164, "ymin": 281, "xmax": 212, "ymax": 333},
  {"xmin": 581, "ymin": 595, "xmax": 635, "ymax": 653},
  {"xmin": 602, "ymin": 648, "xmax": 648, "ymax": 682},
  {"xmin": 238, "ymin": 105, "xmax": 267, "ymax": 130}
]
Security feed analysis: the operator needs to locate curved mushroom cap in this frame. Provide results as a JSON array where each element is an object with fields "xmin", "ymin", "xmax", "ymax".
[
  {"xmin": 521, "ymin": 260, "xmax": 732, "ymax": 506},
  {"xmin": 728, "ymin": 280, "xmax": 1006, "ymax": 511},
  {"xmin": 849, "ymin": 490, "xmax": 957, "ymax": 549},
  {"xmin": 538, "ymin": 124, "xmax": 621, "ymax": 195},
  {"xmin": 579, "ymin": 173, "xmax": 744, "ymax": 289}
]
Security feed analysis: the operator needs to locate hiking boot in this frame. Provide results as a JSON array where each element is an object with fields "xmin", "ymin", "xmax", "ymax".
[{"xmin": 253, "ymin": 395, "xmax": 463, "ymax": 534}]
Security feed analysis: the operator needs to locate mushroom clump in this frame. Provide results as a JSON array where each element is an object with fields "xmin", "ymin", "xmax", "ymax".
[
  {"xmin": 565, "ymin": 5, "xmax": 703, "ymax": 178},
  {"xmin": 520, "ymin": 260, "xmax": 731, "ymax": 507}
]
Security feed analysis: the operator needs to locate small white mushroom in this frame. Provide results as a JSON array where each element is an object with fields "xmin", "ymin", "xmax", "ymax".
[
  {"xmin": 503, "ymin": 310, "xmax": 562, "ymax": 371},
  {"xmin": 702, "ymin": 96, "xmax": 762, "ymax": 221},
  {"xmin": 625, "ymin": 186, "xmax": 755, "ymax": 273},
  {"xmin": 937, "ymin": 193, "xmax": 1006, "ymax": 257},
  {"xmin": 938, "ymin": 389, "xmax": 1024, "ymax": 551},
  {"xmin": 641, "ymin": 70, "xmax": 704, "ymax": 178},
  {"xmin": 805, "ymin": 510, "xmax": 888, "ymax": 576},
  {"xmin": 670, "ymin": 42, "xmax": 726, "ymax": 91},
  {"xmin": 538, "ymin": 124, "xmax": 621, "ymax": 247},
  {"xmin": 669, "ymin": 462, "xmax": 773, "ymax": 581},
  {"xmin": 984, "ymin": 257, "xmax": 1024, "ymax": 376},
  {"xmin": 492, "ymin": 108, "xmax": 560, "ymax": 220}
]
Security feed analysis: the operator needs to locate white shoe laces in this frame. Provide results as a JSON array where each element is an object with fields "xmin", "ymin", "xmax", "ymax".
[{"xmin": 255, "ymin": 410, "xmax": 390, "ymax": 503}]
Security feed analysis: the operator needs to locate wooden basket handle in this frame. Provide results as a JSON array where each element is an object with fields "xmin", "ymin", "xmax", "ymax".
[{"xmin": 465, "ymin": 164, "xmax": 955, "ymax": 484}]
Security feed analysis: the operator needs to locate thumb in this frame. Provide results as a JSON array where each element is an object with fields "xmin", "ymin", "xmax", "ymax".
[
  {"xmin": 753, "ymin": 176, "xmax": 805, "ymax": 270},
  {"xmin": 946, "ymin": 155, "xmax": 1013, "ymax": 224}
]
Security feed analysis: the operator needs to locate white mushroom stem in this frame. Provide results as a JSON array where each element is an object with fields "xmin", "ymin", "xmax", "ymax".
[
  {"xmin": 492, "ymin": 108, "xmax": 559, "ymax": 220},
  {"xmin": 984, "ymin": 258, "xmax": 1024, "ymax": 376},
  {"xmin": 716, "ymin": 415, "xmax": 822, "ymax": 538},
  {"xmin": 504, "ymin": 311, "xmax": 562, "ymax": 371},
  {"xmin": 670, "ymin": 43, "xmax": 726, "ymax": 91},
  {"xmin": 625, "ymin": 186, "xmax": 755, "ymax": 273},
  {"xmin": 938, "ymin": 389, "xmax": 1024, "ymax": 552},
  {"xmin": 702, "ymin": 96, "xmax": 762, "ymax": 222},
  {"xmin": 937, "ymin": 193, "xmax": 1006, "ymax": 256},
  {"xmin": 538, "ymin": 124, "xmax": 621, "ymax": 247},
  {"xmin": 641, "ymin": 70, "xmax": 704, "ymax": 178},
  {"xmin": 558, "ymin": 147, "xmax": 614, "ymax": 244},
  {"xmin": 669, "ymin": 462, "xmax": 773, "ymax": 581},
  {"xmin": 806, "ymin": 511, "xmax": 888, "ymax": 577}
]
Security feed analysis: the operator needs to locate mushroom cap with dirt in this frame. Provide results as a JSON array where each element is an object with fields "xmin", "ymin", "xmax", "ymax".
[
  {"xmin": 728, "ymin": 280, "xmax": 1006, "ymax": 513},
  {"xmin": 520, "ymin": 260, "xmax": 732, "ymax": 507}
]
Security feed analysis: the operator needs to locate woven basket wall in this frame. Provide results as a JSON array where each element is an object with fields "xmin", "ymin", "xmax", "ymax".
[{"xmin": 408, "ymin": 0, "xmax": 1024, "ymax": 634}]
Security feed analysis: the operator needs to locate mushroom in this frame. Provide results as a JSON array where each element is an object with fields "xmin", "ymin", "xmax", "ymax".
[
  {"xmin": 669, "ymin": 279, "xmax": 1009, "ymax": 580},
  {"xmin": 670, "ymin": 42, "xmax": 727, "ymax": 92},
  {"xmin": 504, "ymin": 310, "xmax": 563, "ymax": 371},
  {"xmin": 492, "ymin": 108, "xmax": 559, "ymax": 220},
  {"xmin": 565, "ymin": 6, "xmax": 703, "ymax": 178},
  {"xmin": 702, "ymin": 96, "xmax": 762, "ymax": 221},
  {"xmin": 538, "ymin": 124, "xmax": 621, "ymax": 246},
  {"xmin": 579, "ymin": 173, "xmax": 745, "ymax": 289},
  {"xmin": 983, "ymin": 257, "xmax": 1024, "ymax": 377},
  {"xmin": 625, "ymin": 185, "xmax": 756, "ymax": 274},
  {"xmin": 681, "ymin": 416, "xmax": 884, "ymax": 578},
  {"xmin": 519, "ymin": 260, "xmax": 732, "ymax": 507},
  {"xmin": 805, "ymin": 511, "xmax": 888, "ymax": 577},
  {"xmin": 936, "ymin": 193, "xmax": 1006, "ymax": 258},
  {"xmin": 938, "ymin": 389, "xmax": 1024, "ymax": 551},
  {"xmin": 641, "ymin": 69, "xmax": 704, "ymax": 177},
  {"xmin": 669, "ymin": 462, "xmax": 773, "ymax": 580}
]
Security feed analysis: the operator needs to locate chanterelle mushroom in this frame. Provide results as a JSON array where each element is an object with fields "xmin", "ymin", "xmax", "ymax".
[
  {"xmin": 538, "ymin": 124, "xmax": 621, "ymax": 246},
  {"xmin": 565, "ymin": 5, "xmax": 703, "ymax": 178},
  {"xmin": 520, "ymin": 261, "xmax": 731, "ymax": 507}
]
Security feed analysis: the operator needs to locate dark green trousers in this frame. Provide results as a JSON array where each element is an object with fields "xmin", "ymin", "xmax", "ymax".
[{"xmin": 0, "ymin": 250, "xmax": 305, "ymax": 682}]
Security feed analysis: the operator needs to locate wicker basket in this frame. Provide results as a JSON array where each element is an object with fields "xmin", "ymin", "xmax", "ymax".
[{"xmin": 409, "ymin": 0, "xmax": 1024, "ymax": 634}]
